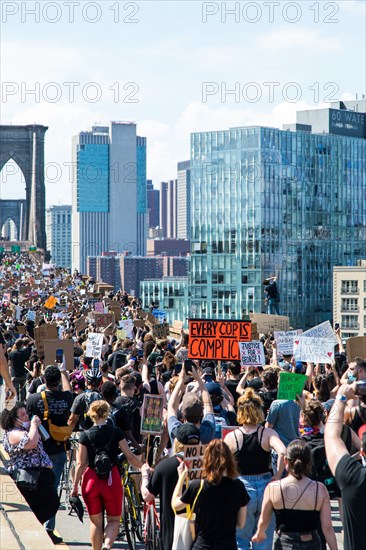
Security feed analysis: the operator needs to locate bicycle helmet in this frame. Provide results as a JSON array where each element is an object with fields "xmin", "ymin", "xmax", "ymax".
[{"xmin": 85, "ymin": 368, "xmax": 102, "ymax": 384}]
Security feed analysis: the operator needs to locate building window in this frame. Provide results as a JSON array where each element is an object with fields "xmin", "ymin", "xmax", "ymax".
[
  {"xmin": 341, "ymin": 281, "xmax": 358, "ymax": 294},
  {"xmin": 341, "ymin": 315, "xmax": 359, "ymax": 329},
  {"xmin": 341, "ymin": 298, "xmax": 358, "ymax": 312}
]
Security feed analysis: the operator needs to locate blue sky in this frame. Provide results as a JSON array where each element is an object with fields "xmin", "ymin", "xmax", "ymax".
[{"xmin": 1, "ymin": 0, "xmax": 365, "ymax": 205}]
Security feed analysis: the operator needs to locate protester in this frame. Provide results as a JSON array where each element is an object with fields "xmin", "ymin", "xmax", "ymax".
[
  {"xmin": 224, "ymin": 388, "xmax": 286, "ymax": 550},
  {"xmin": 1, "ymin": 402, "xmax": 59, "ymax": 534},
  {"xmin": 252, "ymin": 439, "xmax": 338, "ymax": 550},
  {"xmin": 325, "ymin": 382, "xmax": 366, "ymax": 550},
  {"xmin": 71, "ymin": 400, "xmax": 143, "ymax": 550},
  {"xmin": 172, "ymin": 439, "xmax": 250, "ymax": 550}
]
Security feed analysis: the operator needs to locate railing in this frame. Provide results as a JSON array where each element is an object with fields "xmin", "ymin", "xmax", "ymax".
[{"xmin": 340, "ymin": 307, "xmax": 359, "ymax": 312}]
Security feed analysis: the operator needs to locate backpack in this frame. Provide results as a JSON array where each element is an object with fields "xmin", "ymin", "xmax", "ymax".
[
  {"xmin": 111, "ymin": 351, "xmax": 128, "ymax": 372},
  {"xmin": 87, "ymin": 429, "xmax": 115, "ymax": 479},
  {"xmin": 302, "ymin": 434, "xmax": 338, "ymax": 499},
  {"xmin": 213, "ymin": 407, "xmax": 229, "ymax": 439}
]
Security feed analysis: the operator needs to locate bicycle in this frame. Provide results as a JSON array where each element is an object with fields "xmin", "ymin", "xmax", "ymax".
[
  {"xmin": 58, "ymin": 436, "xmax": 78, "ymax": 512},
  {"xmin": 117, "ymin": 456, "xmax": 143, "ymax": 550},
  {"xmin": 144, "ymin": 498, "xmax": 161, "ymax": 550}
]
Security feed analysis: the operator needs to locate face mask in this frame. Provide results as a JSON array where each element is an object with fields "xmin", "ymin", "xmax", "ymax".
[
  {"xmin": 348, "ymin": 374, "xmax": 357, "ymax": 382},
  {"xmin": 20, "ymin": 421, "xmax": 31, "ymax": 429}
]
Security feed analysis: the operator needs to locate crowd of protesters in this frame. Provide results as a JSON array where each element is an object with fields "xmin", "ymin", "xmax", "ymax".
[{"xmin": 0, "ymin": 251, "xmax": 365, "ymax": 550}]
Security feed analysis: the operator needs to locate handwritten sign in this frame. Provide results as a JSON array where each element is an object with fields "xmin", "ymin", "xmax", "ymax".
[
  {"xmin": 152, "ymin": 322, "xmax": 169, "ymax": 338},
  {"xmin": 346, "ymin": 336, "xmax": 366, "ymax": 363},
  {"xmin": 86, "ymin": 333, "xmax": 104, "ymax": 358},
  {"xmin": 277, "ymin": 372, "xmax": 308, "ymax": 400},
  {"xmin": 188, "ymin": 319, "xmax": 251, "ymax": 361},
  {"xmin": 238, "ymin": 341, "xmax": 265, "ymax": 367},
  {"xmin": 118, "ymin": 319, "xmax": 134, "ymax": 339},
  {"xmin": 183, "ymin": 444, "xmax": 207, "ymax": 480},
  {"xmin": 249, "ymin": 313, "xmax": 289, "ymax": 333},
  {"xmin": 94, "ymin": 312, "xmax": 115, "ymax": 329},
  {"xmin": 94, "ymin": 302, "xmax": 104, "ymax": 313},
  {"xmin": 274, "ymin": 330, "xmax": 302, "ymax": 356},
  {"xmin": 293, "ymin": 337, "xmax": 335, "ymax": 363},
  {"xmin": 140, "ymin": 394, "xmax": 164, "ymax": 435},
  {"xmin": 302, "ymin": 321, "xmax": 337, "ymax": 344}
]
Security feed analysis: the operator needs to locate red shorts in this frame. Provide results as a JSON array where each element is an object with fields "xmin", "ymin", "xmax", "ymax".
[{"xmin": 82, "ymin": 466, "xmax": 123, "ymax": 517}]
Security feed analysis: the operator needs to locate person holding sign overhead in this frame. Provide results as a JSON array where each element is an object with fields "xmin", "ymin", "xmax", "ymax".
[{"xmin": 225, "ymin": 388, "xmax": 286, "ymax": 550}]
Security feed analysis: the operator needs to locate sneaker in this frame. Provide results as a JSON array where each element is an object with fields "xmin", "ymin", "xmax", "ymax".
[
  {"xmin": 101, "ymin": 545, "xmax": 110, "ymax": 550},
  {"xmin": 46, "ymin": 530, "xmax": 63, "ymax": 545}
]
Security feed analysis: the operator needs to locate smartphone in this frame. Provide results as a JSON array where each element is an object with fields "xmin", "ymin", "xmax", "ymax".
[
  {"xmin": 130, "ymin": 356, "xmax": 137, "ymax": 362},
  {"xmin": 334, "ymin": 322, "xmax": 340, "ymax": 330},
  {"xmin": 184, "ymin": 359, "xmax": 195, "ymax": 374},
  {"xmin": 355, "ymin": 381, "xmax": 366, "ymax": 396},
  {"xmin": 93, "ymin": 358, "xmax": 100, "ymax": 369},
  {"xmin": 55, "ymin": 348, "xmax": 63, "ymax": 364},
  {"xmin": 138, "ymin": 349, "xmax": 144, "ymax": 357}
]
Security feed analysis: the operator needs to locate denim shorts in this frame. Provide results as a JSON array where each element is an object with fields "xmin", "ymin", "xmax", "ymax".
[{"xmin": 274, "ymin": 531, "xmax": 321, "ymax": 550}]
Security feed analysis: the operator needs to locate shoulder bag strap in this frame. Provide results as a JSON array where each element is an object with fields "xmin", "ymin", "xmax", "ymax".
[
  {"xmin": 41, "ymin": 391, "xmax": 49, "ymax": 421},
  {"xmin": 187, "ymin": 479, "xmax": 204, "ymax": 520}
]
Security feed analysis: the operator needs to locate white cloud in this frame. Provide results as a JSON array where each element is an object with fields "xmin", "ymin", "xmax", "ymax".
[{"xmin": 138, "ymin": 119, "xmax": 170, "ymax": 140}]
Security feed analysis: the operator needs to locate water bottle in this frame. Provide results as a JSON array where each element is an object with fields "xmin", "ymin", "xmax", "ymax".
[{"xmin": 32, "ymin": 416, "xmax": 50, "ymax": 441}]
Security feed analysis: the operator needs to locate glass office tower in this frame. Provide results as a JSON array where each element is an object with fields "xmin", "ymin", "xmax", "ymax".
[{"xmin": 189, "ymin": 117, "xmax": 366, "ymax": 329}]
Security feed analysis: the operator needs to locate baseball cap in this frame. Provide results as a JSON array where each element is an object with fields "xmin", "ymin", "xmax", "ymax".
[
  {"xmin": 175, "ymin": 422, "xmax": 200, "ymax": 445},
  {"xmin": 205, "ymin": 382, "xmax": 222, "ymax": 397},
  {"xmin": 295, "ymin": 361, "xmax": 304, "ymax": 373},
  {"xmin": 180, "ymin": 393, "xmax": 203, "ymax": 422}
]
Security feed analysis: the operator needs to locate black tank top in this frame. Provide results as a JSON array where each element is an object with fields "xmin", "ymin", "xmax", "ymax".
[
  {"xmin": 234, "ymin": 426, "xmax": 271, "ymax": 475},
  {"xmin": 350, "ymin": 405, "xmax": 366, "ymax": 434},
  {"xmin": 275, "ymin": 480, "xmax": 320, "ymax": 533}
]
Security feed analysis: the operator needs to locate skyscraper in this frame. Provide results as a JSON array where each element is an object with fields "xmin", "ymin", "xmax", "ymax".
[
  {"xmin": 46, "ymin": 205, "xmax": 72, "ymax": 268},
  {"xmin": 189, "ymin": 102, "xmax": 366, "ymax": 329},
  {"xmin": 159, "ymin": 179, "xmax": 177, "ymax": 238},
  {"xmin": 177, "ymin": 160, "xmax": 191, "ymax": 239},
  {"xmin": 147, "ymin": 179, "xmax": 160, "ymax": 229},
  {"xmin": 72, "ymin": 123, "xmax": 147, "ymax": 272}
]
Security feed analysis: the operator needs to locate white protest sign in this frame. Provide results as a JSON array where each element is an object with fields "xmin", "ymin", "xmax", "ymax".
[
  {"xmin": 293, "ymin": 337, "xmax": 335, "ymax": 363},
  {"xmin": 274, "ymin": 330, "xmax": 302, "ymax": 356},
  {"xmin": 239, "ymin": 341, "xmax": 265, "ymax": 367},
  {"xmin": 302, "ymin": 321, "xmax": 337, "ymax": 344},
  {"xmin": 118, "ymin": 319, "xmax": 134, "ymax": 339},
  {"xmin": 27, "ymin": 310, "xmax": 36, "ymax": 322},
  {"xmin": 86, "ymin": 332, "xmax": 104, "ymax": 358}
]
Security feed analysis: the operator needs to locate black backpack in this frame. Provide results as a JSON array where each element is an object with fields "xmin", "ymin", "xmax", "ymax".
[
  {"xmin": 87, "ymin": 430, "xmax": 114, "ymax": 479},
  {"xmin": 302, "ymin": 434, "xmax": 337, "ymax": 499}
]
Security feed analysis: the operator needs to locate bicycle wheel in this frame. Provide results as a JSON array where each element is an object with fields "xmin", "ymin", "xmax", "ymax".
[
  {"xmin": 123, "ymin": 493, "xmax": 136, "ymax": 550},
  {"xmin": 145, "ymin": 504, "xmax": 160, "ymax": 550},
  {"xmin": 129, "ymin": 479, "xmax": 143, "ymax": 542}
]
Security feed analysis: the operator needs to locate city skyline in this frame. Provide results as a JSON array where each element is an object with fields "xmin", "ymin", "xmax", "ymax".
[{"xmin": 1, "ymin": 1, "xmax": 365, "ymax": 205}]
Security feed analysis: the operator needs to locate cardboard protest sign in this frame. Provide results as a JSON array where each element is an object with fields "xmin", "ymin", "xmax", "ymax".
[
  {"xmin": 146, "ymin": 312, "xmax": 158, "ymax": 326},
  {"xmin": 94, "ymin": 302, "xmax": 104, "ymax": 313},
  {"xmin": 118, "ymin": 319, "xmax": 134, "ymax": 339},
  {"xmin": 44, "ymin": 296, "xmax": 58, "ymax": 309},
  {"xmin": 85, "ymin": 333, "xmax": 104, "ymax": 358},
  {"xmin": 152, "ymin": 323, "xmax": 170, "ymax": 338},
  {"xmin": 277, "ymin": 372, "xmax": 308, "ymax": 400},
  {"xmin": 74, "ymin": 316, "xmax": 87, "ymax": 334},
  {"xmin": 183, "ymin": 444, "xmax": 207, "ymax": 480},
  {"xmin": 133, "ymin": 319, "xmax": 146, "ymax": 329},
  {"xmin": 188, "ymin": 319, "xmax": 251, "ymax": 361},
  {"xmin": 94, "ymin": 312, "xmax": 115, "ymax": 329},
  {"xmin": 302, "ymin": 321, "xmax": 337, "ymax": 344},
  {"xmin": 249, "ymin": 313, "xmax": 289, "ymax": 333},
  {"xmin": 274, "ymin": 330, "xmax": 303, "ymax": 356},
  {"xmin": 44, "ymin": 339, "xmax": 74, "ymax": 371},
  {"xmin": 109, "ymin": 303, "xmax": 121, "ymax": 321},
  {"xmin": 140, "ymin": 394, "xmax": 164, "ymax": 435},
  {"xmin": 34, "ymin": 324, "xmax": 58, "ymax": 355},
  {"xmin": 346, "ymin": 336, "xmax": 366, "ymax": 362},
  {"xmin": 293, "ymin": 337, "xmax": 335, "ymax": 363},
  {"xmin": 16, "ymin": 325, "xmax": 27, "ymax": 335},
  {"xmin": 239, "ymin": 341, "xmax": 265, "ymax": 367}
]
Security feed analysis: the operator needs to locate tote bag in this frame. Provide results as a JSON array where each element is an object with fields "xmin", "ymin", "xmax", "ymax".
[{"xmin": 172, "ymin": 480, "xmax": 204, "ymax": 550}]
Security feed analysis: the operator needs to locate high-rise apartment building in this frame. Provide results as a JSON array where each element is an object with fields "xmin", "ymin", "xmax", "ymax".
[
  {"xmin": 177, "ymin": 160, "xmax": 191, "ymax": 239},
  {"xmin": 333, "ymin": 261, "xmax": 366, "ymax": 339},
  {"xmin": 189, "ymin": 102, "xmax": 366, "ymax": 329},
  {"xmin": 46, "ymin": 205, "xmax": 72, "ymax": 268},
  {"xmin": 147, "ymin": 179, "xmax": 160, "ymax": 229},
  {"xmin": 72, "ymin": 123, "xmax": 147, "ymax": 273}
]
